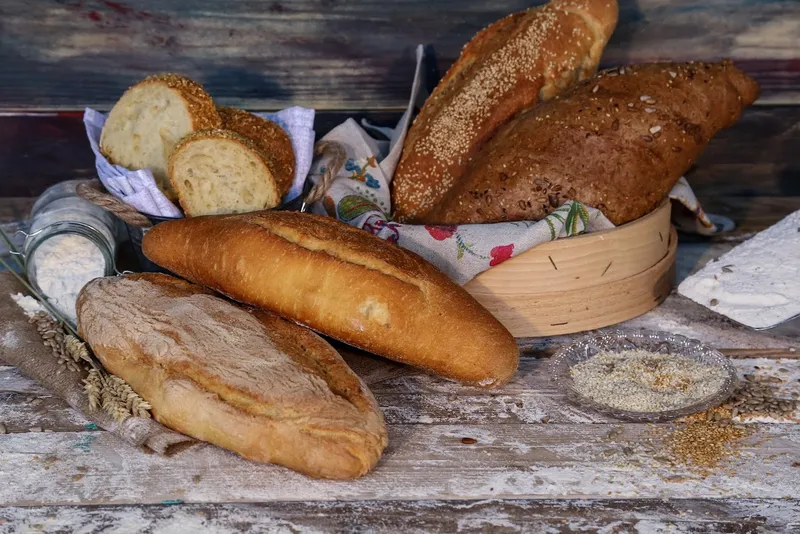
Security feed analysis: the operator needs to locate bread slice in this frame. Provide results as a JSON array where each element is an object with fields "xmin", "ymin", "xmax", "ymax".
[
  {"xmin": 217, "ymin": 106, "xmax": 296, "ymax": 199},
  {"xmin": 100, "ymin": 74, "xmax": 221, "ymax": 200},
  {"xmin": 168, "ymin": 129, "xmax": 282, "ymax": 216},
  {"xmin": 76, "ymin": 273, "xmax": 388, "ymax": 480},
  {"xmin": 141, "ymin": 211, "xmax": 521, "ymax": 387}
]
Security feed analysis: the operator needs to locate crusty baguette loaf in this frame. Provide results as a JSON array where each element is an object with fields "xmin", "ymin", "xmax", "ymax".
[
  {"xmin": 141, "ymin": 212, "xmax": 520, "ymax": 387},
  {"xmin": 100, "ymin": 74, "xmax": 221, "ymax": 200},
  {"xmin": 168, "ymin": 129, "xmax": 282, "ymax": 216},
  {"xmin": 76, "ymin": 273, "xmax": 387, "ymax": 480},
  {"xmin": 423, "ymin": 61, "xmax": 760, "ymax": 226},
  {"xmin": 392, "ymin": 0, "xmax": 619, "ymax": 223},
  {"xmin": 217, "ymin": 106, "xmax": 296, "ymax": 199}
]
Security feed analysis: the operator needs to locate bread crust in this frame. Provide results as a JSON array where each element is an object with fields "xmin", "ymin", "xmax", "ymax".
[
  {"xmin": 141, "ymin": 212, "xmax": 520, "ymax": 387},
  {"xmin": 76, "ymin": 273, "xmax": 387, "ymax": 480},
  {"xmin": 391, "ymin": 0, "xmax": 619, "ymax": 222},
  {"xmin": 100, "ymin": 73, "xmax": 221, "ymax": 200},
  {"xmin": 168, "ymin": 128, "xmax": 282, "ymax": 216},
  {"xmin": 217, "ymin": 106, "xmax": 296, "ymax": 199},
  {"xmin": 423, "ymin": 61, "xmax": 760, "ymax": 226}
]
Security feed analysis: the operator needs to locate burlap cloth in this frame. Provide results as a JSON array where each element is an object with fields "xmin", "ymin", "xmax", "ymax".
[{"xmin": 0, "ymin": 272, "xmax": 196, "ymax": 455}]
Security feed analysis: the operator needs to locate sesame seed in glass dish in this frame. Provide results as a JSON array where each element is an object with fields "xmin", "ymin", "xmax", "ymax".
[{"xmin": 549, "ymin": 329, "xmax": 738, "ymax": 422}]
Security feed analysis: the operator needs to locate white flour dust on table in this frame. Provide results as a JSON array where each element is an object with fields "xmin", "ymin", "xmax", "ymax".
[
  {"xmin": 570, "ymin": 350, "xmax": 729, "ymax": 412},
  {"xmin": 33, "ymin": 234, "xmax": 106, "ymax": 324}
]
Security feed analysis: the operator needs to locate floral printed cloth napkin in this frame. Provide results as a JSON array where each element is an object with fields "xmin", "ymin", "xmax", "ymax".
[
  {"xmin": 83, "ymin": 106, "xmax": 316, "ymax": 217},
  {"xmin": 308, "ymin": 45, "xmax": 733, "ymax": 285}
]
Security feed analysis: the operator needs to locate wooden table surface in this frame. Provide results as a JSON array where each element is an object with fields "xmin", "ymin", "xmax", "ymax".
[
  {"xmin": 1, "ymin": 225, "xmax": 799, "ymax": 532},
  {"xmin": 1, "ymin": 0, "xmax": 799, "ymax": 530}
]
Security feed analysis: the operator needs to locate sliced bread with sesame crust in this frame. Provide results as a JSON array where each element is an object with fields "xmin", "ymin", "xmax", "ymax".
[
  {"xmin": 168, "ymin": 129, "xmax": 282, "ymax": 217},
  {"xmin": 100, "ymin": 74, "xmax": 221, "ymax": 200},
  {"xmin": 217, "ymin": 106, "xmax": 296, "ymax": 199},
  {"xmin": 391, "ymin": 0, "xmax": 619, "ymax": 223}
]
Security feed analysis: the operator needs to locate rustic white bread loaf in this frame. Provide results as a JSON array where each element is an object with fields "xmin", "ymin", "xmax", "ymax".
[
  {"xmin": 168, "ymin": 129, "xmax": 282, "ymax": 217},
  {"xmin": 76, "ymin": 273, "xmax": 387, "ymax": 480},
  {"xmin": 99, "ymin": 74, "xmax": 221, "ymax": 200},
  {"xmin": 141, "ymin": 211, "xmax": 520, "ymax": 387}
]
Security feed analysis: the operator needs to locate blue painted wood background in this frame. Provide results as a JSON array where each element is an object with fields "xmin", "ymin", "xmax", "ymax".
[{"xmin": 0, "ymin": 0, "xmax": 797, "ymax": 111}]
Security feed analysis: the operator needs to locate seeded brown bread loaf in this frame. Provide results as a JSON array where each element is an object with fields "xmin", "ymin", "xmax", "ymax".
[
  {"xmin": 141, "ymin": 211, "xmax": 520, "ymax": 387},
  {"xmin": 168, "ymin": 129, "xmax": 283, "ymax": 216},
  {"xmin": 76, "ymin": 273, "xmax": 387, "ymax": 480},
  {"xmin": 217, "ymin": 106, "xmax": 296, "ymax": 198},
  {"xmin": 423, "ymin": 61, "xmax": 759, "ymax": 226},
  {"xmin": 100, "ymin": 74, "xmax": 221, "ymax": 200},
  {"xmin": 392, "ymin": 0, "xmax": 619, "ymax": 223}
]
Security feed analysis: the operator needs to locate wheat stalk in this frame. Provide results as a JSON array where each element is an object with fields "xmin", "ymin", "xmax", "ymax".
[
  {"xmin": 5, "ymin": 226, "xmax": 152, "ymax": 421},
  {"xmin": 65, "ymin": 335, "xmax": 95, "ymax": 367},
  {"xmin": 100, "ymin": 381, "xmax": 131, "ymax": 423},
  {"xmin": 83, "ymin": 369, "xmax": 103, "ymax": 410},
  {"xmin": 108, "ymin": 375, "xmax": 152, "ymax": 418}
]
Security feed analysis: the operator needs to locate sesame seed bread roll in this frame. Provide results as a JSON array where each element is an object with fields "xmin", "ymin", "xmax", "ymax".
[
  {"xmin": 77, "ymin": 273, "xmax": 387, "ymax": 480},
  {"xmin": 217, "ymin": 106, "xmax": 296, "ymax": 199},
  {"xmin": 141, "ymin": 211, "xmax": 520, "ymax": 388},
  {"xmin": 423, "ymin": 61, "xmax": 759, "ymax": 226},
  {"xmin": 168, "ymin": 129, "xmax": 283, "ymax": 217},
  {"xmin": 100, "ymin": 74, "xmax": 221, "ymax": 200},
  {"xmin": 392, "ymin": 0, "xmax": 619, "ymax": 223}
]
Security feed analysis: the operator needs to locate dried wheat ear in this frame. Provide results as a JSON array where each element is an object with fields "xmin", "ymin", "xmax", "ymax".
[{"xmin": 30, "ymin": 312, "xmax": 152, "ymax": 422}]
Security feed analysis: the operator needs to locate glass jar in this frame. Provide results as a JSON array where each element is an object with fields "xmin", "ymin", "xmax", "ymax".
[{"xmin": 23, "ymin": 180, "xmax": 119, "ymax": 327}]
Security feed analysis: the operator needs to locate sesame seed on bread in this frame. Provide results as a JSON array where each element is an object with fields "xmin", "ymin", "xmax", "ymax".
[{"xmin": 217, "ymin": 106, "xmax": 296, "ymax": 199}]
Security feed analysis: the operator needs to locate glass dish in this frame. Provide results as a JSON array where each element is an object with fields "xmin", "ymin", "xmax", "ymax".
[{"xmin": 549, "ymin": 329, "xmax": 739, "ymax": 422}]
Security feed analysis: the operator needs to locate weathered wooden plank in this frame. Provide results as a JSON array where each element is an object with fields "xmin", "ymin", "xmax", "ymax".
[
  {"xmin": 2, "ymin": 357, "xmax": 797, "ymax": 429},
  {"xmin": 0, "ymin": 422, "xmax": 798, "ymax": 506},
  {"xmin": 1, "ymin": 498, "xmax": 799, "ymax": 533},
  {"xmin": 0, "ymin": 0, "xmax": 797, "ymax": 111}
]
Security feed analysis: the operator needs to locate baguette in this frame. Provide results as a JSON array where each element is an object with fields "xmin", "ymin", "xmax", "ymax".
[
  {"xmin": 392, "ymin": 0, "xmax": 619, "ymax": 222},
  {"xmin": 423, "ymin": 61, "xmax": 760, "ymax": 226},
  {"xmin": 100, "ymin": 74, "xmax": 221, "ymax": 200},
  {"xmin": 141, "ymin": 211, "xmax": 520, "ymax": 387},
  {"xmin": 168, "ymin": 129, "xmax": 283, "ymax": 216},
  {"xmin": 76, "ymin": 273, "xmax": 387, "ymax": 480},
  {"xmin": 217, "ymin": 106, "xmax": 296, "ymax": 199}
]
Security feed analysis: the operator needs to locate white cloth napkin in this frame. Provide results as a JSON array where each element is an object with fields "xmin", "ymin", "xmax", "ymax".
[
  {"xmin": 679, "ymin": 209, "xmax": 800, "ymax": 330},
  {"xmin": 83, "ymin": 106, "xmax": 316, "ymax": 217},
  {"xmin": 308, "ymin": 45, "xmax": 733, "ymax": 284}
]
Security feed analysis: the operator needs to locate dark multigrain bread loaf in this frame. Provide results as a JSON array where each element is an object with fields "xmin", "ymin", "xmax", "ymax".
[
  {"xmin": 422, "ymin": 61, "xmax": 759, "ymax": 226},
  {"xmin": 391, "ymin": 0, "xmax": 619, "ymax": 223}
]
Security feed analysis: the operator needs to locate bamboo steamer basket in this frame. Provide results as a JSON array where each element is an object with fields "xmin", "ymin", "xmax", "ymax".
[{"xmin": 463, "ymin": 201, "xmax": 676, "ymax": 337}]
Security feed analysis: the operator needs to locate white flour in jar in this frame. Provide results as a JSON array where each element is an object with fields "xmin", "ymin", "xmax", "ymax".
[{"xmin": 33, "ymin": 234, "xmax": 106, "ymax": 324}]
